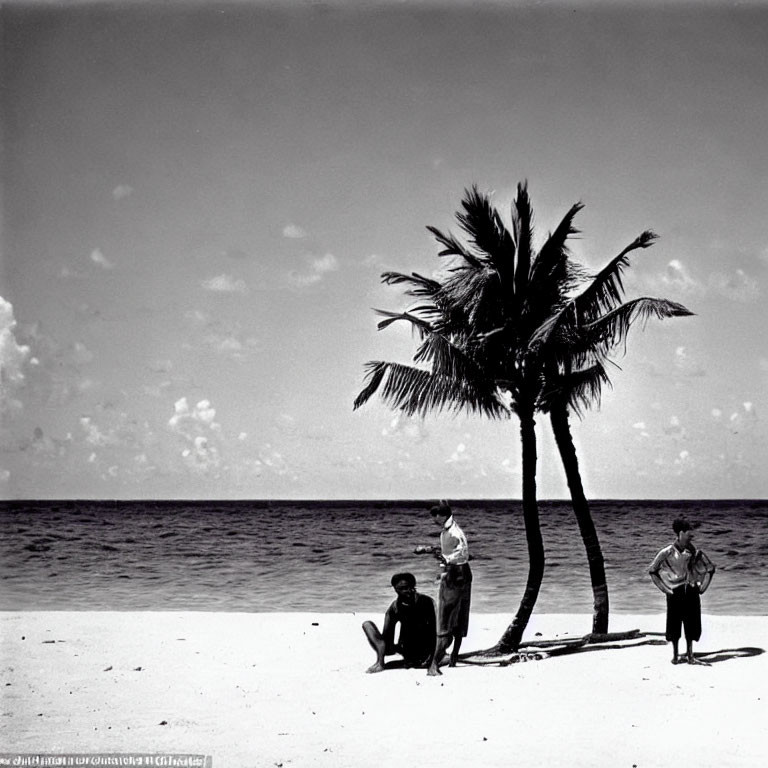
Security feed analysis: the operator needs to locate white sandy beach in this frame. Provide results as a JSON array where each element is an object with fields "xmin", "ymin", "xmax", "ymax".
[{"xmin": 1, "ymin": 611, "xmax": 766, "ymax": 768}]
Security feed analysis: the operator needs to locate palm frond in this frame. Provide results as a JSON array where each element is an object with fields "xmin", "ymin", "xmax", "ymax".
[
  {"xmin": 565, "ymin": 363, "xmax": 612, "ymax": 416},
  {"xmin": 426, "ymin": 226, "xmax": 485, "ymax": 269},
  {"xmin": 455, "ymin": 186, "xmax": 516, "ymax": 276},
  {"xmin": 354, "ymin": 360, "xmax": 507, "ymax": 419},
  {"xmin": 572, "ymin": 230, "xmax": 659, "ymax": 322},
  {"xmin": 512, "ymin": 181, "xmax": 533, "ymax": 296},
  {"xmin": 353, "ymin": 361, "xmax": 389, "ymax": 410},
  {"xmin": 438, "ymin": 265, "xmax": 504, "ymax": 333},
  {"xmin": 533, "ymin": 294, "xmax": 693, "ymax": 374},
  {"xmin": 374, "ymin": 309, "xmax": 434, "ymax": 339},
  {"xmin": 579, "ymin": 297, "xmax": 694, "ymax": 355},
  {"xmin": 380, "ymin": 271, "xmax": 441, "ymax": 298},
  {"xmin": 528, "ymin": 202, "xmax": 584, "ymax": 292},
  {"xmin": 542, "ymin": 363, "xmax": 613, "ymax": 417},
  {"xmin": 530, "ymin": 230, "xmax": 659, "ymax": 350},
  {"xmin": 414, "ymin": 328, "xmax": 507, "ymax": 389},
  {"xmin": 523, "ymin": 202, "xmax": 584, "ymax": 335}
]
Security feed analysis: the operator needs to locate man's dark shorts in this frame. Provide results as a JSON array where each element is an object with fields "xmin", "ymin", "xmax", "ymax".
[
  {"xmin": 666, "ymin": 584, "xmax": 701, "ymax": 642},
  {"xmin": 395, "ymin": 645, "xmax": 432, "ymax": 668},
  {"xmin": 437, "ymin": 563, "xmax": 472, "ymax": 638}
]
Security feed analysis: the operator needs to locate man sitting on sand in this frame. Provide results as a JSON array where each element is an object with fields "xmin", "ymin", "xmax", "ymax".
[
  {"xmin": 649, "ymin": 517, "xmax": 716, "ymax": 665},
  {"xmin": 362, "ymin": 572, "xmax": 436, "ymax": 673},
  {"xmin": 427, "ymin": 500, "xmax": 472, "ymax": 676}
]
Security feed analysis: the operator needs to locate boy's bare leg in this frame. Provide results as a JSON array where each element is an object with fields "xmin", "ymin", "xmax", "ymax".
[
  {"xmin": 428, "ymin": 635, "xmax": 452, "ymax": 676},
  {"xmin": 362, "ymin": 621, "xmax": 387, "ymax": 673},
  {"xmin": 449, "ymin": 634, "xmax": 463, "ymax": 667},
  {"xmin": 686, "ymin": 640, "xmax": 709, "ymax": 665}
]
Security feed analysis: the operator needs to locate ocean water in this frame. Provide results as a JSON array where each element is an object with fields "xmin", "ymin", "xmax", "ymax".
[{"xmin": 0, "ymin": 499, "xmax": 766, "ymax": 615}]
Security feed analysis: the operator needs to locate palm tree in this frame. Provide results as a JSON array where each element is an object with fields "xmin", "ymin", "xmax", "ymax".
[
  {"xmin": 534, "ymin": 232, "xmax": 694, "ymax": 634},
  {"xmin": 354, "ymin": 182, "xmax": 584, "ymax": 653}
]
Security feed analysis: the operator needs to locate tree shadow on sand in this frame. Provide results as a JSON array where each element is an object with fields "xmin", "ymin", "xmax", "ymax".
[{"xmin": 457, "ymin": 629, "xmax": 765, "ymax": 666}]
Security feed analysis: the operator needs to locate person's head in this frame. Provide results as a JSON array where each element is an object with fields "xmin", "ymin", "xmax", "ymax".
[
  {"xmin": 430, "ymin": 499, "xmax": 452, "ymax": 527},
  {"xmin": 673, "ymin": 517, "xmax": 695, "ymax": 547},
  {"xmin": 390, "ymin": 572, "xmax": 417, "ymax": 604}
]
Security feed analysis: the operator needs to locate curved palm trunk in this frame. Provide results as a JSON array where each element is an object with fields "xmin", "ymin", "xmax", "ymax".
[
  {"xmin": 494, "ymin": 410, "xmax": 545, "ymax": 653},
  {"xmin": 550, "ymin": 403, "xmax": 609, "ymax": 634}
]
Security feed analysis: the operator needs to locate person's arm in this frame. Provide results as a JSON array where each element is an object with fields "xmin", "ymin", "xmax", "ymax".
[
  {"xmin": 382, "ymin": 607, "xmax": 397, "ymax": 655},
  {"xmin": 697, "ymin": 552, "xmax": 716, "ymax": 594},
  {"xmin": 650, "ymin": 571, "xmax": 673, "ymax": 595},
  {"xmin": 648, "ymin": 547, "xmax": 672, "ymax": 594},
  {"xmin": 442, "ymin": 530, "xmax": 467, "ymax": 565}
]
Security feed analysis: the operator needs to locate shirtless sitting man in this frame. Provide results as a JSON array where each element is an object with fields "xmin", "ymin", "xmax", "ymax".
[{"xmin": 362, "ymin": 572, "xmax": 436, "ymax": 673}]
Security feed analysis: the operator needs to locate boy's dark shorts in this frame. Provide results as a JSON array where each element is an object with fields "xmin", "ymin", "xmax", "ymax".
[{"xmin": 666, "ymin": 584, "xmax": 701, "ymax": 642}]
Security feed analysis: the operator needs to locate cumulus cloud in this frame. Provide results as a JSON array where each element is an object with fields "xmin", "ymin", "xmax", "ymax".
[
  {"xmin": 185, "ymin": 310, "xmax": 209, "ymax": 324},
  {"xmin": 201, "ymin": 274, "xmax": 248, "ymax": 293},
  {"xmin": 661, "ymin": 260, "xmax": 700, "ymax": 294},
  {"xmin": 257, "ymin": 443, "xmax": 288, "ymax": 474},
  {"xmin": 72, "ymin": 342, "xmax": 94, "ymax": 365},
  {"xmin": 276, "ymin": 413, "xmax": 297, "ymax": 432},
  {"xmin": 728, "ymin": 401, "xmax": 758, "ymax": 434},
  {"xmin": 312, "ymin": 253, "xmax": 338, "ymax": 274},
  {"xmin": 90, "ymin": 248, "xmax": 114, "ymax": 270},
  {"xmin": 182, "ymin": 310, "xmax": 259, "ymax": 359},
  {"xmin": 446, "ymin": 442, "xmax": 470, "ymax": 464},
  {"xmin": 663, "ymin": 415, "xmax": 685, "ymax": 437},
  {"xmin": 181, "ymin": 435, "xmax": 221, "ymax": 473},
  {"xmin": 14, "ymin": 322, "xmax": 99, "ymax": 409},
  {"xmin": 673, "ymin": 449, "xmax": 692, "ymax": 472},
  {"xmin": 289, "ymin": 272, "xmax": 322, "ymax": 287},
  {"xmin": 283, "ymin": 224, "xmax": 307, "ymax": 239},
  {"xmin": 112, "ymin": 184, "xmax": 133, "ymax": 200},
  {"xmin": 673, "ymin": 346, "xmax": 705, "ymax": 377},
  {"xmin": 169, "ymin": 397, "xmax": 223, "ymax": 475},
  {"xmin": 500, "ymin": 457, "xmax": 519, "ymax": 476},
  {"xmin": 380, "ymin": 413, "xmax": 428, "ymax": 442},
  {"xmin": 199, "ymin": 330, "xmax": 259, "ymax": 359},
  {"xmin": 288, "ymin": 252, "xmax": 339, "ymax": 288},
  {"xmin": 169, "ymin": 397, "xmax": 220, "ymax": 434},
  {"xmin": 708, "ymin": 268, "xmax": 759, "ymax": 302},
  {"xmin": 79, "ymin": 416, "xmax": 116, "ymax": 447},
  {"xmin": 149, "ymin": 359, "xmax": 173, "ymax": 373},
  {"xmin": 651, "ymin": 260, "xmax": 759, "ymax": 304},
  {"xmin": 210, "ymin": 335, "xmax": 243, "ymax": 353},
  {"xmin": 0, "ymin": 297, "xmax": 31, "ymax": 416}
]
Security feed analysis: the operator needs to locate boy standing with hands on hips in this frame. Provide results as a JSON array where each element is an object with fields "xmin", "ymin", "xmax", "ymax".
[{"xmin": 649, "ymin": 517, "xmax": 716, "ymax": 665}]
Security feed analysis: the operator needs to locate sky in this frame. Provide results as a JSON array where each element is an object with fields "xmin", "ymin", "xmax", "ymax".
[{"xmin": 1, "ymin": 0, "xmax": 766, "ymax": 500}]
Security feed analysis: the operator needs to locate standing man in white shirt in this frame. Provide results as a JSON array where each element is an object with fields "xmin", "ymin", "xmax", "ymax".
[
  {"xmin": 427, "ymin": 500, "xmax": 472, "ymax": 676},
  {"xmin": 649, "ymin": 517, "xmax": 716, "ymax": 665}
]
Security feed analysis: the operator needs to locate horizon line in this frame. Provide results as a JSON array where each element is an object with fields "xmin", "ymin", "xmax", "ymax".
[{"xmin": 1, "ymin": 497, "xmax": 765, "ymax": 505}]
